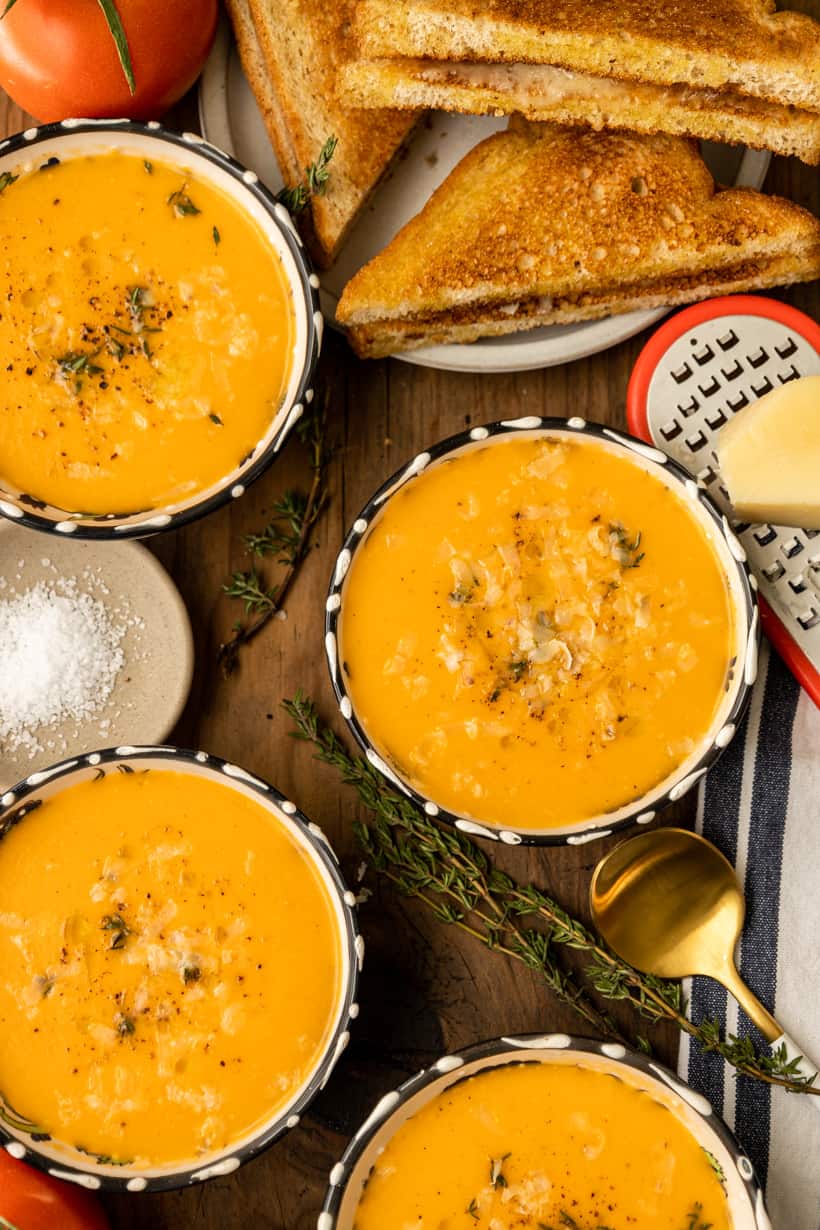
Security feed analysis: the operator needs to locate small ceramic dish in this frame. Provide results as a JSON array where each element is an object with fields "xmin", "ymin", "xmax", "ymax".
[
  {"xmin": 0, "ymin": 520, "xmax": 194, "ymax": 790},
  {"xmin": 325, "ymin": 416, "xmax": 758, "ymax": 845},
  {"xmin": 0, "ymin": 747, "xmax": 361, "ymax": 1192},
  {"xmin": 0, "ymin": 119, "xmax": 320, "ymax": 540},
  {"xmin": 320, "ymin": 1034, "xmax": 769, "ymax": 1230}
]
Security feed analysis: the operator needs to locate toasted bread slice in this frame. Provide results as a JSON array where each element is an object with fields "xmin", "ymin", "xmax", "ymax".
[
  {"xmin": 342, "ymin": 57, "xmax": 820, "ymax": 164},
  {"xmin": 226, "ymin": 0, "xmax": 420, "ymax": 267},
  {"xmin": 354, "ymin": 0, "xmax": 820, "ymax": 112},
  {"xmin": 336, "ymin": 124, "xmax": 820, "ymax": 357}
]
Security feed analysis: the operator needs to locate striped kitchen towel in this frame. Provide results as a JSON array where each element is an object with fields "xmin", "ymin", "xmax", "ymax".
[{"xmin": 678, "ymin": 640, "xmax": 820, "ymax": 1229}]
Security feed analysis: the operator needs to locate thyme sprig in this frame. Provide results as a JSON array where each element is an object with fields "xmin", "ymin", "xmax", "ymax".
[
  {"xmin": 219, "ymin": 399, "xmax": 331, "ymax": 675},
  {"xmin": 0, "ymin": 171, "xmax": 17, "ymax": 194},
  {"xmin": 284, "ymin": 694, "xmax": 819, "ymax": 1097},
  {"xmin": 277, "ymin": 136, "xmax": 338, "ymax": 214}
]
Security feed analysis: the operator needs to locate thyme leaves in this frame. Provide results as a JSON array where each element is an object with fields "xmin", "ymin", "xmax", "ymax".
[
  {"xmin": 284, "ymin": 694, "xmax": 820, "ymax": 1098},
  {"xmin": 219, "ymin": 397, "xmax": 332, "ymax": 675},
  {"xmin": 277, "ymin": 135, "xmax": 338, "ymax": 215},
  {"xmin": 0, "ymin": 171, "xmax": 18, "ymax": 195},
  {"xmin": 167, "ymin": 185, "xmax": 201, "ymax": 218}
]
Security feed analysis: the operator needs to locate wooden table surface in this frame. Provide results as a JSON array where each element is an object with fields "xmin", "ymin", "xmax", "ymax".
[{"xmin": 1, "ymin": 57, "xmax": 818, "ymax": 1229}]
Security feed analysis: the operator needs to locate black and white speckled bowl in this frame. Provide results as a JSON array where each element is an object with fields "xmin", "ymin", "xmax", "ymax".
[
  {"xmin": 0, "ymin": 119, "xmax": 321, "ymax": 540},
  {"xmin": 325, "ymin": 416, "xmax": 759, "ymax": 846},
  {"xmin": 320, "ymin": 1034, "xmax": 770, "ymax": 1230},
  {"xmin": 0, "ymin": 746, "xmax": 362, "ymax": 1192}
]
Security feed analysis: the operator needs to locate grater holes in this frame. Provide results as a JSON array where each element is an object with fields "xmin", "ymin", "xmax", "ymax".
[
  {"xmin": 677, "ymin": 394, "xmax": 699, "ymax": 417},
  {"xmin": 789, "ymin": 574, "xmax": 807, "ymax": 594},
  {"xmin": 717, "ymin": 328, "xmax": 739, "ymax": 351},
  {"xmin": 704, "ymin": 409, "xmax": 726, "ymax": 430},
  {"xmin": 698, "ymin": 375, "xmax": 721, "ymax": 398},
  {"xmin": 726, "ymin": 390, "xmax": 749, "ymax": 413},
  {"xmin": 777, "ymin": 364, "xmax": 801, "ymax": 385},
  {"xmin": 753, "ymin": 525, "xmax": 777, "ymax": 546},
  {"xmin": 781, "ymin": 536, "xmax": 804, "ymax": 559},
  {"xmin": 805, "ymin": 529, "xmax": 820, "ymax": 540},
  {"xmin": 747, "ymin": 345, "xmax": 769, "ymax": 368},
  {"xmin": 671, "ymin": 362, "xmax": 692, "ymax": 383},
  {"xmin": 797, "ymin": 607, "xmax": 819, "ymax": 631},
  {"xmin": 763, "ymin": 560, "xmax": 785, "ymax": 582},
  {"xmin": 751, "ymin": 375, "xmax": 773, "ymax": 398},
  {"xmin": 774, "ymin": 336, "xmax": 798, "ymax": 359},
  {"xmin": 692, "ymin": 343, "xmax": 714, "ymax": 365},
  {"xmin": 684, "ymin": 430, "xmax": 709, "ymax": 452},
  {"xmin": 721, "ymin": 359, "xmax": 744, "ymax": 382},
  {"xmin": 660, "ymin": 420, "xmax": 682, "ymax": 441}
]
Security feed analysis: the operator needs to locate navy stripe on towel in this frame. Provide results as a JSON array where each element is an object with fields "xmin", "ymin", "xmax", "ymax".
[{"xmin": 735, "ymin": 652, "xmax": 799, "ymax": 1188}]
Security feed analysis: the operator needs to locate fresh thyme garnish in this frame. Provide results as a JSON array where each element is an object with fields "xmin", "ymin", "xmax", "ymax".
[
  {"xmin": 490, "ymin": 1153, "xmax": 511, "ymax": 1189},
  {"xmin": 212, "ymin": 225, "xmax": 221, "ymax": 245},
  {"xmin": 703, "ymin": 1149, "xmax": 726, "ymax": 1188},
  {"xmin": 284, "ymin": 694, "xmax": 820, "ymax": 1097},
  {"xmin": 167, "ymin": 185, "xmax": 201, "ymax": 217},
  {"xmin": 448, "ymin": 581, "xmax": 477, "ymax": 604},
  {"xmin": 101, "ymin": 913, "xmax": 132, "ymax": 950},
  {"xmin": 36, "ymin": 974, "xmax": 56, "ymax": 998},
  {"xmin": 56, "ymin": 350, "xmax": 104, "ymax": 393},
  {"xmin": 0, "ymin": 171, "xmax": 18, "ymax": 195},
  {"xmin": 209, "ymin": 413, "xmax": 224, "ymax": 426},
  {"xmin": 144, "ymin": 160, "xmax": 153, "ymax": 174},
  {"xmin": 116, "ymin": 1013, "xmax": 136, "ymax": 1037},
  {"xmin": 685, "ymin": 1204, "xmax": 712, "ymax": 1230},
  {"xmin": 277, "ymin": 135, "xmax": 338, "ymax": 214},
  {"xmin": 182, "ymin": 964, "xmax": 201, "ymax": 985},
  {"xmin": 466, "ymin": 1196, "xmax": 480, "ymax": 1219},
  {"xmin": 609, "ymin": 522, "xmax": 645, "ymax": 569},
  {"xmin": 219, "ymin": 397, "xmax": 331, "ymax": 675}
]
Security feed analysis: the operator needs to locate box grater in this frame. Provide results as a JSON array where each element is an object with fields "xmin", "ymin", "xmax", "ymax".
[{"xmin": 627, "ymin": 294, "xmax": 820, "ymax": 706}]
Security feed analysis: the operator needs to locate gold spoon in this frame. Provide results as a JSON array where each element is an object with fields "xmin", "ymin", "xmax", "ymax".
[{"xmin": 590, "ymin": 827, "xmax": 818, "ymax": 1091}]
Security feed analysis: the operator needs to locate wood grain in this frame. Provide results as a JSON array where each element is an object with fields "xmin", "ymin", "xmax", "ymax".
[{"xmin": 0, "ymin": 67, "xmax": 817, "ymax": 1228}]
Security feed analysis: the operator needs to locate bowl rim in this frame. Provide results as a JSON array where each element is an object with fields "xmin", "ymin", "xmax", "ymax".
[
  {"xmin": 319, "ymin": 1032, "xmax": 769, "ymax": 1230},
  {"xmin": 324, "ymin": 415, "xmax": 759, "ymax": 846},
  {"xmin": 0, "ymin": 117, "xmax": 321, "ymax": 541},
  {"xmin": 0, "ymin": 744, "xmax": 361, "ymax": 1192}
]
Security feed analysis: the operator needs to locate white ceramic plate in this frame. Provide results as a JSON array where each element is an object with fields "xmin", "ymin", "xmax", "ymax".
[
  {"xmin": 198, "ymin": 20, "xmax": 772, "ymax": 374},
  {"xmin": 0, "ymin": 524, "xmax": 194, "ymax": 790}
]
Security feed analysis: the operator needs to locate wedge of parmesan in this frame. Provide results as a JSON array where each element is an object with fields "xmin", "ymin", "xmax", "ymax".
[{"xmin": 717, "ymin": 375, "xmax": 820, "ymax": 530}]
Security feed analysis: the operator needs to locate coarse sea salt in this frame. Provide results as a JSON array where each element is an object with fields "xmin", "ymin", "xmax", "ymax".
[{"xmin": 0, "ymin": 578, "xmax": 126, "ymax": 757}]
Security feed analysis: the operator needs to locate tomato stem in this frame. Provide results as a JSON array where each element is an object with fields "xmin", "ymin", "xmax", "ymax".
[
  {"xmin": 1, "ymin": 0, "xmax": 135, "ymax": 95},
  {"xmin": 96, "ymin": 0, "xmax": 136, "ymax": 95}
]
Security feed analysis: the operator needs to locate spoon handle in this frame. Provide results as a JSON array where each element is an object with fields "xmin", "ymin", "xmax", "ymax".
[{"xmin": 722, "ymin": 961, "xmax": 781, "ymax": 1042}]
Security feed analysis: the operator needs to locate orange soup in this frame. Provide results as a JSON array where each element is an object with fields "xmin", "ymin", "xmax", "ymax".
[
  {"xmin": 0, "ymin": 769, "xmax": 343, "ymax": 1166},
  {"xmin": 351, "ymin": 1062, "xmax": 732, "ymax": 1230},
  {"xmin": 0, "ymin": 152, "xmax": 295, "ymax": 513},
  {"xmin": 340, "ymin": 434, "xmax": 735, "ymax": 830}
]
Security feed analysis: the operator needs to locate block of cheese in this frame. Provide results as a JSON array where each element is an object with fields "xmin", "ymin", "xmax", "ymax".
[{"xmin": 717, "ymin": 374, "xmax": 820, "ymax": 530}]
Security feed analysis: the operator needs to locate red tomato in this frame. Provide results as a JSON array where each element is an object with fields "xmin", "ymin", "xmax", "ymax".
[
  {"xmin": 0, "ymin": 1151, "xmax": 109, "ymax": 1230},
  {"xmin": 0, "ymin": 0, "xmax": 218, "ymax": 123}
]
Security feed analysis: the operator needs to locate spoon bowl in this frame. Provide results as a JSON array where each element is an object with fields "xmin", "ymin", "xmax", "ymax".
[{"xmin": 591, "ymin": 827, "xmax": 820, "ymax": 1106}]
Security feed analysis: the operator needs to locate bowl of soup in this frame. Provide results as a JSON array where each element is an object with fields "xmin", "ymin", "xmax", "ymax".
[
  {"xmin": 0, "ymin": 119, "xmax": 320, "ymax": 538},
  {"xmin": 327, "ymin": 417, "xmax": 758, "ymax": 844},
  {"xmin": 0, "ymin": 747, "xmax": 360, "ymax": 1190},
  {"xmin": 321, "ymin": 1034, "xmax": 768, "ymax": 1230}
]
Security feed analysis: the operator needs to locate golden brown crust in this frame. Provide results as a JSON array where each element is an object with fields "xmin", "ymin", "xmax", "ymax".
[
  {"xmin": 341, "ymin": 57, "xmax": 820, "ymax": 163},
  {"xmin": 354, "ymin": 0, "xmax": 820, "ymax": 111},
  {"xmin": 226, "ymin": 0, "xmax": 421, "ymax": 266},
  {"xmin": 345, "ymin": 249, "xmax": 820, "ymax": 356},
  {"xmin": 336, "ymin": 124, "xmax": 820, "ymax": 327}
]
